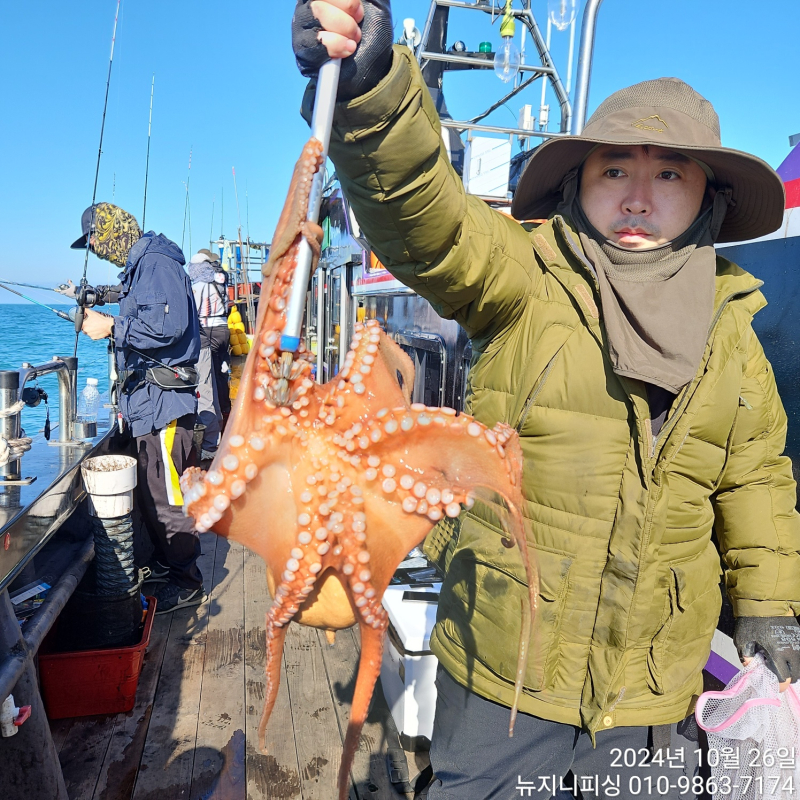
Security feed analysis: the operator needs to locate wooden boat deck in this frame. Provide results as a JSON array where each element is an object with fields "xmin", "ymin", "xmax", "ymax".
[{"xmin": 49, "ymin": 533, "xmax": 422, "ymax": 800}]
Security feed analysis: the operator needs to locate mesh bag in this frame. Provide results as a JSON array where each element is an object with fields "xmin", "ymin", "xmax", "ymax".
[{"xmin": 695, "ymin": 654, "xmax": 800, "ymax": 799}]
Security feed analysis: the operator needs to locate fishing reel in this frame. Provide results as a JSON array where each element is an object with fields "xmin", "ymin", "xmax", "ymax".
[
  {"xmin": 21, "ymin": 385, "xmax": 50, "ymax": 441},
  {"xmin": 75, "ymin": 283, "xmax": 101, "ymax": 309},
  {"xmin": 72, "ymin": 281, "xmax": 101, "ymax": 334}
]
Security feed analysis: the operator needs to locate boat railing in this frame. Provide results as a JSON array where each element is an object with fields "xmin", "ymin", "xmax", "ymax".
[
  {"xmin": 17, "ymin": 358, "xmax": 78, "ymax": 446},
  {"xmin": 0, "ymin": 357, "xmax": 79, "ymax": 483}
]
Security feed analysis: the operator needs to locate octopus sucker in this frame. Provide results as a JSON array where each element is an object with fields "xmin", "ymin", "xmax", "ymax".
[{"xmin": 179, "ymin": 138, "xmax": 537, "ymax": 800}]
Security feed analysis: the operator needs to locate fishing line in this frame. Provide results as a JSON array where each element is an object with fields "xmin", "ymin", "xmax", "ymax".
[{"xmin": 74, "ymin": 0, "xmax": 123, "ymax": 359}]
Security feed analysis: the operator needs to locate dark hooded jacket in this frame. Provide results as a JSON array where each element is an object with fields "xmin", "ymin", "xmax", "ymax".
[{"xmin": 112, "ymin": 232, "xmax": 200, "ymax": 437}]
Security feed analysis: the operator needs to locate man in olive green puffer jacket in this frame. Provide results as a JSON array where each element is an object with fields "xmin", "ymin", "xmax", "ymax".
[{"xmin": 293, "ymin": 2, "xmax": 800, "ymax": 797}]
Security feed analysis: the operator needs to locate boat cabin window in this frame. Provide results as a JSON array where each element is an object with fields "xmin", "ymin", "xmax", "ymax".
[
  {"xmin": 459, "ymin": 341, "xmax": 473, "ymax": 412},
  {"xmin": 394, "ymin": 332, "xmax": 447, "ymax": 408},
  {"xmin": 324, "ymin": 269, "xmax": 343, "ymax": 381},
  {"xmin": 304, "ymin": 271, "xmax": 321, "ymax": 372}
]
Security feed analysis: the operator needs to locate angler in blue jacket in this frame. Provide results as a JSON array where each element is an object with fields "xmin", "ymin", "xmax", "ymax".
[{"xmin": 68, "ymin": 202, "xmax": 206, "ymax": 613}]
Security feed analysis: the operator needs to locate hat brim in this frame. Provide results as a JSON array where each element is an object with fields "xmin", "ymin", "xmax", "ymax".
[
  {"xmin": 510, "ymin": 136, "xmax": 786, "ymax": 243},
  {"xmin": 70, "ymin": 233, "xmax": 89, "ymax": 250}
]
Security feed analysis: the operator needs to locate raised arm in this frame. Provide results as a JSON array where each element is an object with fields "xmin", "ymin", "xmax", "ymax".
[{"xmin": 293, "ymin": 0, "xmax": 539, "ymax": 342}]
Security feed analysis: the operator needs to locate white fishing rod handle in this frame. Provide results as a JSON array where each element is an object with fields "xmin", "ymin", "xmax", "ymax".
[{"xmin": 281, "ymin": 58, "xmax": 341, "ymax": 352}]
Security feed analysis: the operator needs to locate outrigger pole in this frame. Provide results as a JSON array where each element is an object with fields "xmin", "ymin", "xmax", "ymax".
[
  {"xmin": 142, "ymin": 74, "xmax": 155, "ymax": 230},
  {"xmin": 281, "ymin": 58, "xmax": 342, "ymax": 352},
  {"xmin": 73, "ymin": 0, "xmax": 123, "ymax": 358}
]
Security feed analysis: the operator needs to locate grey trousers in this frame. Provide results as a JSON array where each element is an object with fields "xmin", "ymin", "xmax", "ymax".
[
  {"xmin": 426, "ymin": 667, "xmax": 709, "ymax": 800},
  {"xmin": 196, "ymin": 345, "xmax": 221, "ymax": 451}
]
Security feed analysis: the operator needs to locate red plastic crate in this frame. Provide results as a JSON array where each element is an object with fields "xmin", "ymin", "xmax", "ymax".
[{"xmin": 39, "ymin": 596, "xmax": 156, "ymax": 719}]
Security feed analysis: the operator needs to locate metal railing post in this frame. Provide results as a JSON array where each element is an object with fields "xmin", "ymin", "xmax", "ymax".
[{"xmin": 0, "ymin": 372, "xmax": 21, "ymax": 479}]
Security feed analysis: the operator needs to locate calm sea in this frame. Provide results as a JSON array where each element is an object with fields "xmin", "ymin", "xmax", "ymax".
[{"xmin": 0, "ymin": 304, "xmax": 113, "ymax": 435}]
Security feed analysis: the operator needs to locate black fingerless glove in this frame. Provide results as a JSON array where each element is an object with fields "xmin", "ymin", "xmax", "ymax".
[
  {"xmin": 292, "ymin": 0, "xmax": 394, "ymax": 102},
  {"xmin": 94, "ymin": 284, "xmax": 122, "ymax": 306},
  {"xmin": 733, "ymin": 615, "xmax": 800, "ymax": 682}
]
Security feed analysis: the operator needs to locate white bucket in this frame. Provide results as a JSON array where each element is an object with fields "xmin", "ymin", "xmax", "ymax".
[{"xmin": 81, "ymin": 454, "xmax": 138, "ymax": 518}]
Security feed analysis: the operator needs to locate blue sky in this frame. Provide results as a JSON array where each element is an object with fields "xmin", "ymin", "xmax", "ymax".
[{"xmin": 1, "ymin": 0, "xmax": 797, "ymax": 301}]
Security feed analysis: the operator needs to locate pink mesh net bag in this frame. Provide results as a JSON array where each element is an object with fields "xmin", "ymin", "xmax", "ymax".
[{"xmin": 695, "ymin": 653, "xmax": 800, "ymax": 799}]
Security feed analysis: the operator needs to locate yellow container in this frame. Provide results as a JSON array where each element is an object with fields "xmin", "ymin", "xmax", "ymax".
[{"xmin": 231, "ymin": 344, "xmax": 243, "ymax": 356}]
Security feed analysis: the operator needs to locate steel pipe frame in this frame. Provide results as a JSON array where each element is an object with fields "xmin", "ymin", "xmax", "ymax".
[
  {"xmin": 440, "ymin": 119, "xmax": 570, "ymax": 139},
  {"xmin": 0, "ymin": 534, "xmax": 94, "ymax": 700},
  {"xmin": 0, "ymin": 554, "xmax": 91, "ymax": 800},
  {"xmin": 571, "ymin": 0, "xmax": 605, "ymax": 134},
  {"xmin": 417, "ymin": 0, "xmax": 573, "ymax": 135},
  {"xmin": 17, "ymin": 357, "xmax": 78, "ymax": 444},
  {"xmin": 517, "ymin": 8, "xmax": 572, "ymax": 134},
  {"xmin": 418, "ymin": 50, "xmax": 554, "ymax": 76},
  {"xmin": 0, "ymin": 374, "xmax": 20, "ymax": 480}
]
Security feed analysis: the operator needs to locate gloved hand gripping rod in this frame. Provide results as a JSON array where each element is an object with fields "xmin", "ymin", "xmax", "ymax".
[{"xmin": 280, "ymin": 58, "xmax": 341, "ymax": 353}]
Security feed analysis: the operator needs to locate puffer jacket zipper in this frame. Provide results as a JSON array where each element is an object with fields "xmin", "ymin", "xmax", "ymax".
[{"xmin": 514, "ymin": 347, "xmax": 565, "ymax": 433}]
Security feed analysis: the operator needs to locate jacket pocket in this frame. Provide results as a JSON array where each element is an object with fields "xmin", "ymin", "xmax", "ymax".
[
  {"xmin": 646, "ymin": 549, "xmax": 722, "ymax": 695},
  {"xmin": 523, "ymin": 546, "xmax": 574, "ymax": 691},
  {"xmin": 510, "ymin": 324, "xmax": 574, "ymax": 431},
  {"xmin": 135, "ymin": 290, "xmax": 168, "ymax": 336},
  {"xmin": 441, "ymin": 531, "xmax": 574, "ymax": 693}
]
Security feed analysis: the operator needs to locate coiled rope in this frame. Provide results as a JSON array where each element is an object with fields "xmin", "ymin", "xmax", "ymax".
[
  {"xmin": 0, "ymin": 400, "xmax": 24, "ymax": 418},
  {"xmin": 0, "ymin": 401, "xmax": 31, "ymax": 466},
  {"xmin": 92, "ymin": 514, "xmax": 139, "ymax": 594}
]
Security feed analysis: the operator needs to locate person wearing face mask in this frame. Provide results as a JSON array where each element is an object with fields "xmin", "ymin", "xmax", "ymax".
[
  {"xmin": 293, "ymin": 2, "xmax": 800, "ymax": 798},
  {"xmin": 69, "ymin": 202, "xmax": 206, "ymax": 614}
]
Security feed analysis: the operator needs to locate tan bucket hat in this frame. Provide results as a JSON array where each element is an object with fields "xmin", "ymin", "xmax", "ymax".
[{"xmin": 511, "ymin": 77, "xmax": 785, "ymax": 243}]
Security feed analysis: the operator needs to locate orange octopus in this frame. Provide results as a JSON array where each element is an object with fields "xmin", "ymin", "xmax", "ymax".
[{"xmin": 180, "ymin": 138, "xmax": 537, "ymax": 800}]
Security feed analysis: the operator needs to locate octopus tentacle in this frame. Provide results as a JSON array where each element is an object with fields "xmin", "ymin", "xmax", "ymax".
[
  {"xmin": 258, "ymin": 617, "xmax": 289, "ymax": 753},
  {"xmin": 470, "ymin": 486, "xmax": 537, "ymax": 736},
  {"xmin": 338, "ymin": 614, "xmax": 388, "ymax": 800}
]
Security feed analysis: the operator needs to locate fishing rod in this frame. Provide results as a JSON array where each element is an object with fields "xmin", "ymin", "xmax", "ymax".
[
  {"xmin": 0, "ymin": 283, "xmax": 73, "ymax": 322},
  {"xmin": 142, "ymin": 74, "xmax": 155, "ymax": 230},
  {"xmin": 209, "ymin": 197, "xmax": 215, "ymax": 248},
  {"xmin": 74, "ymin": 0, "xmax": 123, "ymax": 358},
  {"xmin": 281, "ymin": 58, "xmax": 341, "ymax": 351},
  {"xmin": 181, "ymin": 146, "xmax": 192, "ymax": 252},
  {"xmin": 0, "ymin": 280, "xmax": 60, "ymax": 293}
]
